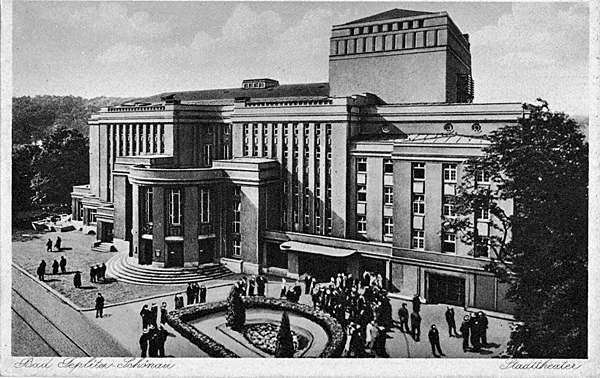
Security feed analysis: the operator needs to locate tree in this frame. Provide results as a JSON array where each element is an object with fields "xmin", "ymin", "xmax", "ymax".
[
  {"xmin": 226, "ymin": 285, "xmax": 245, "ymax": 331},
  {"xmin": 12, "ymin": 144, "xmax": 41, "ymax": 211},
  {"xmin": 31, "ymin": 127, "xmax": 89, "ymax": 207},
  {"xmin": 274, "ymin": 311, "xmax": 295, "ymax": 358},
  {"xmin": 446, "ymin": 103, "xmax": 588, "ymax": 358}
]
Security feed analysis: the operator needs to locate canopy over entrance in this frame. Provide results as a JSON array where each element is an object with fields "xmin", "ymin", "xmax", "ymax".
[{"xmin": 280, "ymin": 241, "xmax": 356, "ymax": 258}]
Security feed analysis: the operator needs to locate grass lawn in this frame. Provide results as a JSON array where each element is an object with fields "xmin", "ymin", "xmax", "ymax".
[{"xmin": 12, "ymin": 227, "xmax": 186, "ymax": 309}]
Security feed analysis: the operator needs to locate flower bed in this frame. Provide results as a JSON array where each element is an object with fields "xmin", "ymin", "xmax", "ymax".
[
  {"xmin": 166, "ymin": 297, "xmax": 345, "ymax": 358},
  {"xmin": 243, "ymin": 323, "xmax": 309, "ymax": 355}
]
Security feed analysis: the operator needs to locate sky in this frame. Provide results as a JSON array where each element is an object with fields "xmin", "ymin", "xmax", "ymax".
[{"xmin": 11, "ymin": 1, "xmax": 590, "ymax": 115}]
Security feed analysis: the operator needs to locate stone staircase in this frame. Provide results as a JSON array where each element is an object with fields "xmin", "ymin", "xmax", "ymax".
[
  {"xmin": 105, "ymin": 252, "xmax": 234, "ymax": 286},
  {"xmin": 91, "ymin": 242, "xmax": 118, "ymax": 253}
]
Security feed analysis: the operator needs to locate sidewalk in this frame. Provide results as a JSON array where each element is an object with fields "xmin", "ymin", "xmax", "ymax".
[{"xmin": 12, "ymin": 265, "xmax": 131, "ymax": 357}]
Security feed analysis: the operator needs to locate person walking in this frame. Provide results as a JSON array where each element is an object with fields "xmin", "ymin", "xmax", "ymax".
[
  {"xmin": 428, "ymin": 325, "xmax": 445, "ymax": 357},
  {"xmin": 95, "ymin": 293, "xmax": 105, "ymax": 318},
  {"xmin": 460, "ymin": 315, "xmax": 471, "ymax": 352},
  {"xmin": 410, "ymin": 311, "xmax": 421, "ymax": 342},
  {"xmin": 199, "ymin": 285, "xmax": 207, "ymax": 303},
  {"xmin": 139, "ymin": 328, "xmax": 149, "ymax": 357},
  {"xmin": 479, "ymin": 311, "xmax": 489, "ymax": 346},
  {"xmin": 186, "ymin": 283, "xmax": 193, "ymax": 305},
  {"xmin": 412, "ymin": 294, "xmax": 421, "ymax": 314},
  {"xmin": 46, "ymin": 239, "xmax": 53, "ymax": 252},
  {"xmin": 397, "ymin": 303, "xmax": 409, "ymax": 333},
  {"xmin": 52, "ymin": 260, "xmax": 59, "ymax": 275},
  {"xmin": 160, "ymin": 302, "xmax": 168, "ymax": 325},
  {"xmin": 445, "ymin": 307, "xmax": 458, "ymax": 337},
  {"xmin": 73, "ymin": 271, "xmax": 82, "ymax": 288},
  {"xmin": 54, "ymin": 236, "xmax": 62, "ymax": 251},
  {"xmin": 59, "ymin": 256, "xmax": 67, "ymax": 274}
]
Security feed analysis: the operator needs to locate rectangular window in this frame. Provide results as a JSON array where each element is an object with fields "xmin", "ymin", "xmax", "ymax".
[
  {"xmin": 477, "ymin": 171, "xmax": 491, "ymax": 184},
  {"xmin": 357, "ymin": 158, "xmax": 367, "ymax": 172},
  {"xmin": 169, "ymin": 189, "xmax": 181, "ymax": 225},
  {"xmin": 145, "ymin": 187, "xmax": 153, "ymax": 224},
  {"xmin": 200, "ymin": 189, "xmax": 211, "ymax": 223},
  {"xmin": 357, "ymin": 185, "xmax": 367, "ymax": 202},
  {"xmin": 384, "ymin": 186, "xmax": 394, "ymax": 205},
  {"xmin": 383, "ymin": 217, "xmax": 394, "ymax": 236},
  {"xmin": 443, "ymin": 203, "xmax": 456, "ymax": 217},
  {"xmin": 412, "ymin": 230, "xmax": 425, "ymax": 250},
  {"xmin": 88, "ymin": 209, "xmax": 97, "ymax": 224},
  {"xmin": 384, "ymin": 159, "xmax": 394, "ymax": 174},
  {"xmin": 233, "ymin": 187, "xmax": 241, "ymax": 233},
  {"xmin": 413, "ymin": 163, "xmax": 425, "ymax": 180},
  {"xmin": 478, "ymin": 207, "xmax": 490, "ymax": 221},
  {"xmin": 443, "ymin": 233, "xmax": 456, "ymax": 253},
  {"xmin": 475, "ymin": 236, "xmax": 489, "ymax": 257},
  {"xmin": 443, "ymin": 164, "xmax": 457, "ymax": 182},
  {"xmin": 413, "ymin": 194, "xmax": 425, "ymax": 215},
  {"xmin": 233, "ymin": 239, "xmax": 241, "ymax": 256},
  {"xmin": 357, "ymin": 215, "xmax": 367, "ymax": 233},
  {"xmin": 203, "ymin": 144, "xmax": 213, "ymax": 166}
]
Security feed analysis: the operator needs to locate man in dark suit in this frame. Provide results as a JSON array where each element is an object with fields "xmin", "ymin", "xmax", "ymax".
[
  {"xmin": 139, "ymin": 328, "xmax": 149, "ymax": 357},
  {"xmin": 410, "ymin": 311, "xmax": 421, "ymax": 341},
  {"xmin": 186, "ymin": 283, "xmax": 194, "ymax": 305},
  {"xmin": 59, "ymin": 256, "xmax": 67, "ymax": 273},
  {"xmin": 478, "ymin": 311, "xmax": 489, "ymax": 346},
  {"xmin": 150, "ymin": 303, "xmax": 158, "ymax": 327},
  {"xmin": 397, "ymin": 303, "xmax": 409, "ymax": 333},
  {"xmin": 428, "ymin": 324, "xmax": 445, "ymax": 357},
  {"xmin": 200, "ymin": 285, "xmax": 207, "ymax": 303},
  {"xmin": 140, "ymin": 304, "xmax": 151, "ymax": 328},
  {"xmin": 95, "ymin": 293, "xmax": 105, "ymax": 318},
  {"xmin": 304, "ymin": 273, "xmax": 312, "ymax": 294},
  {"xmin": 412, "ymin": 294, "xmax": 421, "ymax": 313},
  {"xmin": 192, "ymin": 282, "xmax": 200, "ymax": 303},
  {"xmin": 460, "ymin": 315, "xmax": 471, "ymax": 352},
  {"xmin": 445, "ymin": 307, "xmax": 458, "ymax": 337},
  {"xmin": 256, "ymin": 275, "xmax": 267, "ymax": 296}
]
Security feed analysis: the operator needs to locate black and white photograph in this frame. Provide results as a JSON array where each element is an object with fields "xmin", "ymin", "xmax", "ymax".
[{"xmin": 1, "ymin": 1, "xmax": 597, "ymax": 377}]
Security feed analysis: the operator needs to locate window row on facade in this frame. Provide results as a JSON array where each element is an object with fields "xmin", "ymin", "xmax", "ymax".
[{"xmin": 330, "ymin": 28, "xmax": 447, "ymax": 56}]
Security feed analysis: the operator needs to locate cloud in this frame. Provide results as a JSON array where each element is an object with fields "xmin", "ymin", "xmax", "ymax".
[
  {"xmin": 39, "ymin": 3, "xmax": 172, "ymax": 40},
  {"xmin": 96, "ymin": 43, "xmax": 151, "ymax": 64}
]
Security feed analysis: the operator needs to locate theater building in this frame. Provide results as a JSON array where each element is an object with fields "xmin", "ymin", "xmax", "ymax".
[{"xmin": 72, "ymin": 9, "xmax": 523, "ymax": 313}]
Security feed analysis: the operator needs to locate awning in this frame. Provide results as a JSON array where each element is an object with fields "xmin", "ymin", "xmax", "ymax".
[{"xmin": 280, "ymin": 241, "xmax": 356, "ymax": 258}]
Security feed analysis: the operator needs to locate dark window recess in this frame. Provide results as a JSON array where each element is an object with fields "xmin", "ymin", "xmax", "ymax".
[{"xmin": 456, "ymin": 74, "xmax": 474, "ymax": 103}]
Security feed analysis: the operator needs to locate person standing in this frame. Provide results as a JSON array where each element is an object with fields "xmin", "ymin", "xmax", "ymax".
[
  {"xmin": 428, "ymin": 325, "xmax": 445, "ymax": 357},
  {"xmin": 478, "ymin": 311, "xmax": 489, "ymax": 346},
  {"xmin": 46, "ymin": 239, "xmax": 53, "ymax": 252},
  {"xmin": 397, "ymin": 303, "xmax": 409, "ymax": 333},
  {"xmin": 410, "ymin": 311, "xmax": 421, "ymax": 342},
  {"xmin": 412, "ymin": 294, "xmax": 421, "ymax": 314},
  {"xmin": 150, "ymin": 303, "xmax": 158, "ymax": 327},
  {"xmin": 140, "ymin": 304, "xmax": 151, "ymax": 328},
  {"xmin": 37, "ymin": 261, "xmax": 46, "ymax": 281},
  {"xmin": 256, "ymin": 275, "xmax": 266, "ymax": 296},
  {"xmin": 460, "ymin": 315, "xmax": 471, "ymax": 352},
  {"xmin": 139, "ymin": 328, "xmax": 149, "ymax": 357},
  {"xmin": 73, "ymin": 271, "xmax": 82, "ymax": 288},
  {"xmin": 52, "ymin": 260, "xmax": 59, "ymax": 275},
  {"xmin": 366, "ymin": 320, "xmax": 377, "ymax": 351},
  {"xmin": 199, "ymin": 285, "xmax": 207, "ymax": 303},
  {"xmin": 248, "ymin": 276, "xmax": 256, "ymax": 296},
  {"xmin": 148, "ymin": 325, "xmax": 159, "ymax": 357},
  {"xmin": 192, "ymin": 282, "xmax": 200, "ymax": 304},
  {"xmin": 186, "ymin": 283, "xmax": 193, "ymax": 305},
  {"xmin": 95, "ymin": 293, "xmax": 105, "ymax": 318},
  {"xmin": 59, "ymin": 256, "xmax": 67, "ymax": 274},
  {"xmin": 174, "ymin": 293, "xmax": 183, "ymax": 309},
  {"xmin": 304, "ymin": 273, "xmax": 312, "ymax": 295},
  {"xmin": 54, "ymin": 236, "xmax": 62, "ymax": 251},
  {"xmin": 160, "ymin": 302, "xmax": 168, "ymax": 325},
  {"xmin": 469, "ymin": 312, "xmax": 481, "ymax": 350},
  {"xmin": 90, "ymin": 266, "xmax": 97, "ymax": 283},
  {"xmin": 445, "ymin": 307, "xmax": 458, "ymax": 337},
  {"xmin": 280, "ymin": 278, "xmax": 287, "ymax": 298},
  {"xmin": 99, "ymin": 263, "xmax": 107, "ymax": 281},
  {"xmin": 157, "ymin": 326, "xmax": 169, "ymax": 357}
]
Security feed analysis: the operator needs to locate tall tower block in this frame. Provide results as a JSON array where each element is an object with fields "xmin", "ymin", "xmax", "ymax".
[{"xmin": 329, "ymin": 9, "xmax": 474, "ymax": 104}]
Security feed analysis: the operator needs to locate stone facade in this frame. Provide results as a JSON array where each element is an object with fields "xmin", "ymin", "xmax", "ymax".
[{"xmin": 72, "ymin": 9, "xmax": 524, "ymax": 314}]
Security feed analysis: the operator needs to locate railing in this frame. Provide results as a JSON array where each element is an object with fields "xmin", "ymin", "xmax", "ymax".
[{"xmin": 167, "ymin": 225, "xmax": 183, "ymax": 237}]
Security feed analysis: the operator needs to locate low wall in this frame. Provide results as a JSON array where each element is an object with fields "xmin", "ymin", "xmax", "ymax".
[{"xmin": 166, "ymin": 297, "xmax": 345, "ymax": 358}]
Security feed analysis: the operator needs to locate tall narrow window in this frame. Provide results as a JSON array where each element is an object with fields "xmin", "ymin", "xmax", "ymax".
[
  {"xmin": 357, "ymin": 216, "xmax": 367, "ymax": 233},
  {"xmin": 384, "ymin": 186, "xmax": 394, "ymax": 205},
  {"xmin": 233, "ymin": 188, "xmax": 241, "ymax": 234},
  {"xmin": 168, "ymin": 189, "xmax": 181, "ymax": 225},
  {"xmin": 384, "ymin": 159, "xmax": 394, "ymax": 174},
  {"xmin": 203, "ymin": 144, "xmax": 213, "ymax": 166},
  {"xmin": 413, "ymin": 195, "xmax": 425, "ymax": 215},
  {"xmin": 357, "ymin": 158, "xmax": 367, "ymax": 173},
  {"xmin": 412, "ymin": 230, "xmax": 425, "ymax": 250},
  {"xmin": 145, "ymin": 187, "xmax": 153, "ymax": 224},
  {"xmin": 357, "ymin": 185, "xmax": 367, "ymax": 202},
  {"xmin": 413, "ymin": 163, "xmax": 425, "ymax": 180},
  {"xmin": 443, "ymin": 233, "xmax": 456, "ymax": 253},
  {"xmin": 383, "ymin": 217, "xmax": 394, "ymax": 236},
  {"xmin": 233, "ymin": 239, "xmax": 241, "ymax": 256},
  {"xmin": 200, "ymin": 189, "xmax": 211, "ymax": 223},
  {"xmin": 443, "ymin": 164, "xmax": 457, "ymax": 182}
]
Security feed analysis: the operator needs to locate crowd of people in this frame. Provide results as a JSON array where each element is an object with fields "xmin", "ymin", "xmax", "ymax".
[
  {"xmin": 138, "ymin": 301, "xmax": 172, "ymax": 357},
  {"xmin": 35, "ymin": 256, "xmax": 68, "ymax": 280},
  {"xmin": 89, "ymin": 263, "xmax": 107, "ymax": 283},
  {"xmin": 183, "ymin": 282, "xmax": 207, "ymax": 306}
]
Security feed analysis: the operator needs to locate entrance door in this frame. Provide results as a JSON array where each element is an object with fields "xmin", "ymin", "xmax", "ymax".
[
  {"xmin": 427, "ymin": 273, "xmax": 465, "ymax": 306},
  {"xmin": 167, "ymin": 243, "xmax": 184, "ymax": 267},
  {"xmin": 101, "ymin": 222, "xmax": 114, "ymax": 242},
  {"xmin": 198, "ymin": 239, "xmax": 214, "ymax": 265},
  {"xmin": 299, "ymin": 254, "xmax": 347, "ymax": 283},
  {"xmin": 140, "ymin": 240, "xmax": 153, "ymax": 265}
]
